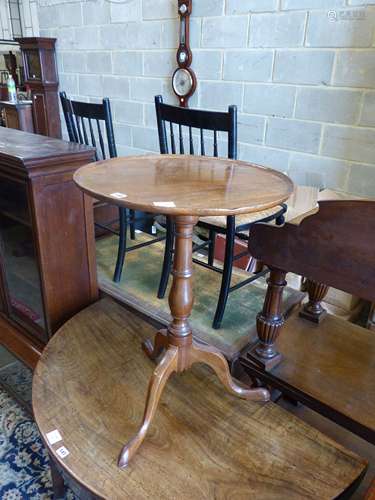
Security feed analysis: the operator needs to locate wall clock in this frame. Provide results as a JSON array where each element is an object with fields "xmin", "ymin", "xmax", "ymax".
[{"xmin": 172, "ymin": 0, "xmax": 196, "ymax": 107}]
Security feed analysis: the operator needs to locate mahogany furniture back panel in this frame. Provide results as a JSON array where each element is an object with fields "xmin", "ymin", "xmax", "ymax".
[
  {"xmin": 248, "ymin": 200, "xmax": 375, "ymax": 303},
  {"xmin": 0, "ymin": 127, "xmax": 97, "ymax": 368}
]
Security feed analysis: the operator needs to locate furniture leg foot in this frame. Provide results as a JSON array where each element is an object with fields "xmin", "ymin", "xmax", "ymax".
[
  {"xmin": 142, "ymin": 329, "xmax": 168, "ymax": 360},
  {"xmin": 246, "ymin": 344, "xmax": 283, "ymax": 371},
  {"xmin": 191, "ymin": 341, "xmax": 269, "ymax": 401},
  {"xmin": 299, "ymin": 279, "xmax": 329, "ymax": 324},
  {"xmin": 118, "ymin": 346, "xmax": 178, "ymax": 468}
]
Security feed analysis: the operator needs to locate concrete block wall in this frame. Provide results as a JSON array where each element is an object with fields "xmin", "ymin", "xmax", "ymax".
[
  {"xmin": 35, "ymin": 0, "xmax": 375, "ymax": 197},
  {"xmin": 20, "ymin": 1, "xmax": 40, "ymax": 37},
  {"xmin": 0, "ymin": 2, "xmax": 13, "ymax": 40},
  {"xmin": 0, "ymin": 1, "xmax": 38, "ymax": 39}
]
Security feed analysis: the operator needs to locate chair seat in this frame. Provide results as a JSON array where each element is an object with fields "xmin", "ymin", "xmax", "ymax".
[{"xmin": 199, "ymin": 205, "xmax": 283, "ymax": 230}]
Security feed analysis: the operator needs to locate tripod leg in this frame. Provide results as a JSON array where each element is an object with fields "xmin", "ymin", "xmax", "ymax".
[
  {"xmin": 191, "ymin": 341, "xmax": 269, "ymax": 401},
  {"xmin": 118, "ymin": 346, "xmax": 178, "ymax": 468}
]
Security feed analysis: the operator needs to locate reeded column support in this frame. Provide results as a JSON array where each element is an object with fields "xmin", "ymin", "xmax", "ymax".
[
  {"xmin": 118, "ymin": 215, "xmax": 269, "ymax": 468},
  {"xmin": 247, "ymin": 268, "xmax": 287, "ymax": 370},
  {"xmin": 299, "ymin": 279, "xmax": 329, "ymax": 324}
]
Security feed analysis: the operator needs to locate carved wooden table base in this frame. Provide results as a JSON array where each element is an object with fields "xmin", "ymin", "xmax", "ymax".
[{"xmin": 118, "ymin": 216, "xmax": 269, "ymax": 468}]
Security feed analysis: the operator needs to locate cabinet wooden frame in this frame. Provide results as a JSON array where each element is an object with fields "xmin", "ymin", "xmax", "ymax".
[{"xmin": 0, "ymin": 128, "xmax": 98, "ymax": 368}]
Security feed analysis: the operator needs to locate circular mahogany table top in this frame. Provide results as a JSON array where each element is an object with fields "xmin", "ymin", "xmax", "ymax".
[{"xmin": 74, "ymin": 154, "xmax": 293, "ymax": 216}]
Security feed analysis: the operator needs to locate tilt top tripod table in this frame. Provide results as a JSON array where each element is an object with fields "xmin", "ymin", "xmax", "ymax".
[{"xmin": 73, "ymin": 154, "xmax": 293, "ymax": 468}]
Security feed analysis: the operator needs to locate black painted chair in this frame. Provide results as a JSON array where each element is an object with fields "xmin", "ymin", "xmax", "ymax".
[
  {"xmin": 155, "ymin": 95, "xmax": 287, "ymax": 329},
  {"xmin": 60, "ymin": 92, "xmax": 162, "ymax": 283}
]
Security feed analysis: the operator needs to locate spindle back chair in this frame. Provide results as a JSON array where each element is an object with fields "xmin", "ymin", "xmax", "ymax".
[
  {"xmin": 155, "ymin": 95, "xmax": 237, "ymax": 159},
  {"xmin": 60, "ymin": 92, "xmax": 162, "ymax": 283},
  {"xmin": 60, "ymin": 92, "xmax": 117, "ymax": 161},
  {"xmin": 155, "ymin": 95, "xmax": 286, "ymax": 329}
]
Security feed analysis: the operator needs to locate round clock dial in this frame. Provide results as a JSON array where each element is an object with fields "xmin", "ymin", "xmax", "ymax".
[{"xmin": 172, "ymin": 68, "xmax": 193, "ymax": 97}]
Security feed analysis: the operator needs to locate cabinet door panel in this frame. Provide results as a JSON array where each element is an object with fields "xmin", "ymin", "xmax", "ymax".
[
  {"xmin": 0, "ymin": 179, "xmax": 47, "ymax": 342},
  {"xmin": 32, "ymin": 93, "xmax": 48, "ymax": 136}
]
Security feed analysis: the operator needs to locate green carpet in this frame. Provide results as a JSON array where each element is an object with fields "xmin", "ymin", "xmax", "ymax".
[{"xmin": 96, "ymin": 234, "xmax": 303, "ymax": 359}]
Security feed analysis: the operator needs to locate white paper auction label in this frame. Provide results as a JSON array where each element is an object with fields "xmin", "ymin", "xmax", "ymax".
[
  {"xmin": 110, "ymin": 192, "xmax": 128, "ymax": 199},
  {"xmin": 56, "ymin": 446, "xmax": 70, "ymax": 459},
  {"xmin": 153, "ymin": 201, "xmax": 176, "ymax": 208},
  {"xmin": 46, "ymin": 429, "xmax": 62, "ymax": 445}
]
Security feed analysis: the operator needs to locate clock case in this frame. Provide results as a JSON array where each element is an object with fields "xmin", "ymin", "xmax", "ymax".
[
  {"xmin": 16, "ymin": 37, "xmax": 62, "ymax": 139},
  {"xmin": 172, "ymin": 0, "xmax": 196, "ymax": 107}
]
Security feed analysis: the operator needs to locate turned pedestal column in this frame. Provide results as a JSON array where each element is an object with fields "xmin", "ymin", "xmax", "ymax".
[
  {"xmin": 247, "ymin": 268, "xmax": 287, "ymax": 370},
  {"xmin": 118, "ymin": 216, "xmax": 269, "ymax": 468}
]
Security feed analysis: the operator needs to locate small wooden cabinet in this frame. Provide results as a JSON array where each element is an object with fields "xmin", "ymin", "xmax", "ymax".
[
  {"xmin": 1, "ymin": 101, "xmax": 34, "ymax": 133},
  {"xmin": 16, "ymin": 37, "xmax": 61, "ymax": 138},
  {"xmin": 0, "ymin": 127, "xmax": 97, "ymax": 367}
]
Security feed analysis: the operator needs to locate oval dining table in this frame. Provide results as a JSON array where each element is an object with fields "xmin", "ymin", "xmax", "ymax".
[{"xmin": 73, "ymin": 154, "xmax": 294, "ymax": 468}]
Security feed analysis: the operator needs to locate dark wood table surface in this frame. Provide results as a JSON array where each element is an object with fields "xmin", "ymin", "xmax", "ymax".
[
  {"xmin": 32, "ymin": 299, "xmax": 367, "ymax": 499},
  {"xmin": 73, "ymin": 154, "xmax": 294, "ymax": 467}
]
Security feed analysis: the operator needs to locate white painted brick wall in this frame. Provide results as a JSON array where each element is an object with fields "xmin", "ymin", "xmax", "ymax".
[{"xmin": 34, "ymin": 0, "xmax": 375, "ymax": 197}]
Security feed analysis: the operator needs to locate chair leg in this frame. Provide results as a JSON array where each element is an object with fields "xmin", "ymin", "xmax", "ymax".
[
  {"xmin": 113, "ymin": 207, "xmax": 128, "ymax": 283},
  {"xmin": 208, "ymin": 229, "xmax": 216, "ymax": 266},
  {"xmin": 129, "ymin": 209, "xmax": 136, "ymax": 240},
  {"xmin": 276, "ymin": 213, "xmax": 285, "ymax": 226},
  {"xmin": 157, "ymin": 216, "xmax": 174, "ymax": 299},
  {"xmin": 212, "ymin": 216, "xmax": 235, "ymax": 329}
]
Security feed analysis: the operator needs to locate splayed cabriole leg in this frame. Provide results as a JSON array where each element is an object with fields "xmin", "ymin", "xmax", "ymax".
[
  {"xmin": 247, "ymin": 268, "xmax": 287, "ymax": 370},
  {"xmin": 118, "ymin": 215, "xmax": 269, "ymax": 468},
  {"xmin": 118, "ymin": 346, "xmax": 178, "ymax": 468},
  {"xmin": 191, "ymin": 340, "xmax": 269, "ymax": 401}
]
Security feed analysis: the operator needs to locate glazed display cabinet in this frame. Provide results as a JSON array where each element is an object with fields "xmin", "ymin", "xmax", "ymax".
[{"xmin": 0, "ymin": 127, "xmax": 98, "ymax": 368}]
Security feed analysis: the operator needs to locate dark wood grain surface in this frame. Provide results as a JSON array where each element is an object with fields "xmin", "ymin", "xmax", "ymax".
[
  {"xmin": 243, "ymin": 199, "xmax": 375, "ymax": 443},
  {"xmin": 0, "ymin": 127, "xmax": 92, "ymax": 168},
  {"xmin": 73, "ymin": 154, "xmax": 293, "ymax": 216},
  {"xmin": 248, "ymin": 200, "xmax": 375, "ymax": 303},
  {"xmin": 33, "ymin": 298, "xmax": 367, "ymax": 499},
  {"xmin": 271, "ymin": 310, "xmax": 375, "ymax": 442}
]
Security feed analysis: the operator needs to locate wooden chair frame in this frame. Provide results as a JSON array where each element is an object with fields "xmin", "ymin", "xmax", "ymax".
[
  {"xmin": 154, "ymin": 95, "xmax": 286, "ymax": 329},
  {"xmin": 60, "ymin": 92, "xmax": 164, "ymax": 282}
]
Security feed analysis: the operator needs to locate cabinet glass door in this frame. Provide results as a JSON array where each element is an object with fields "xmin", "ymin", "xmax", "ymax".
[{"xmin": 0, "ymin": 178, "xmax": 46, "ymax": 338}]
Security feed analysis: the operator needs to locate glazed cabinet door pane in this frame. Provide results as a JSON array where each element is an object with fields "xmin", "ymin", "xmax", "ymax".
[{"xmin": 0, "ymin": 178, "xmax": 47, "ymax": 341}]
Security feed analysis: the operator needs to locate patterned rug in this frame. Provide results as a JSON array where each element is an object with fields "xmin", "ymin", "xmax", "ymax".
[{"xmin": 0, "ymin": 360, "xmax": 74, "ymax": 499}]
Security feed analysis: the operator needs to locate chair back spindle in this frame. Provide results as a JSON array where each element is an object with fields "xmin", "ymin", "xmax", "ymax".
[
  {"xmin": 154, "ymin": 95, "xmax": 237, "ymax": 160},
  {"xmin": 59, "ymin": 92, "xmax": 117, "ymax": 161}
]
